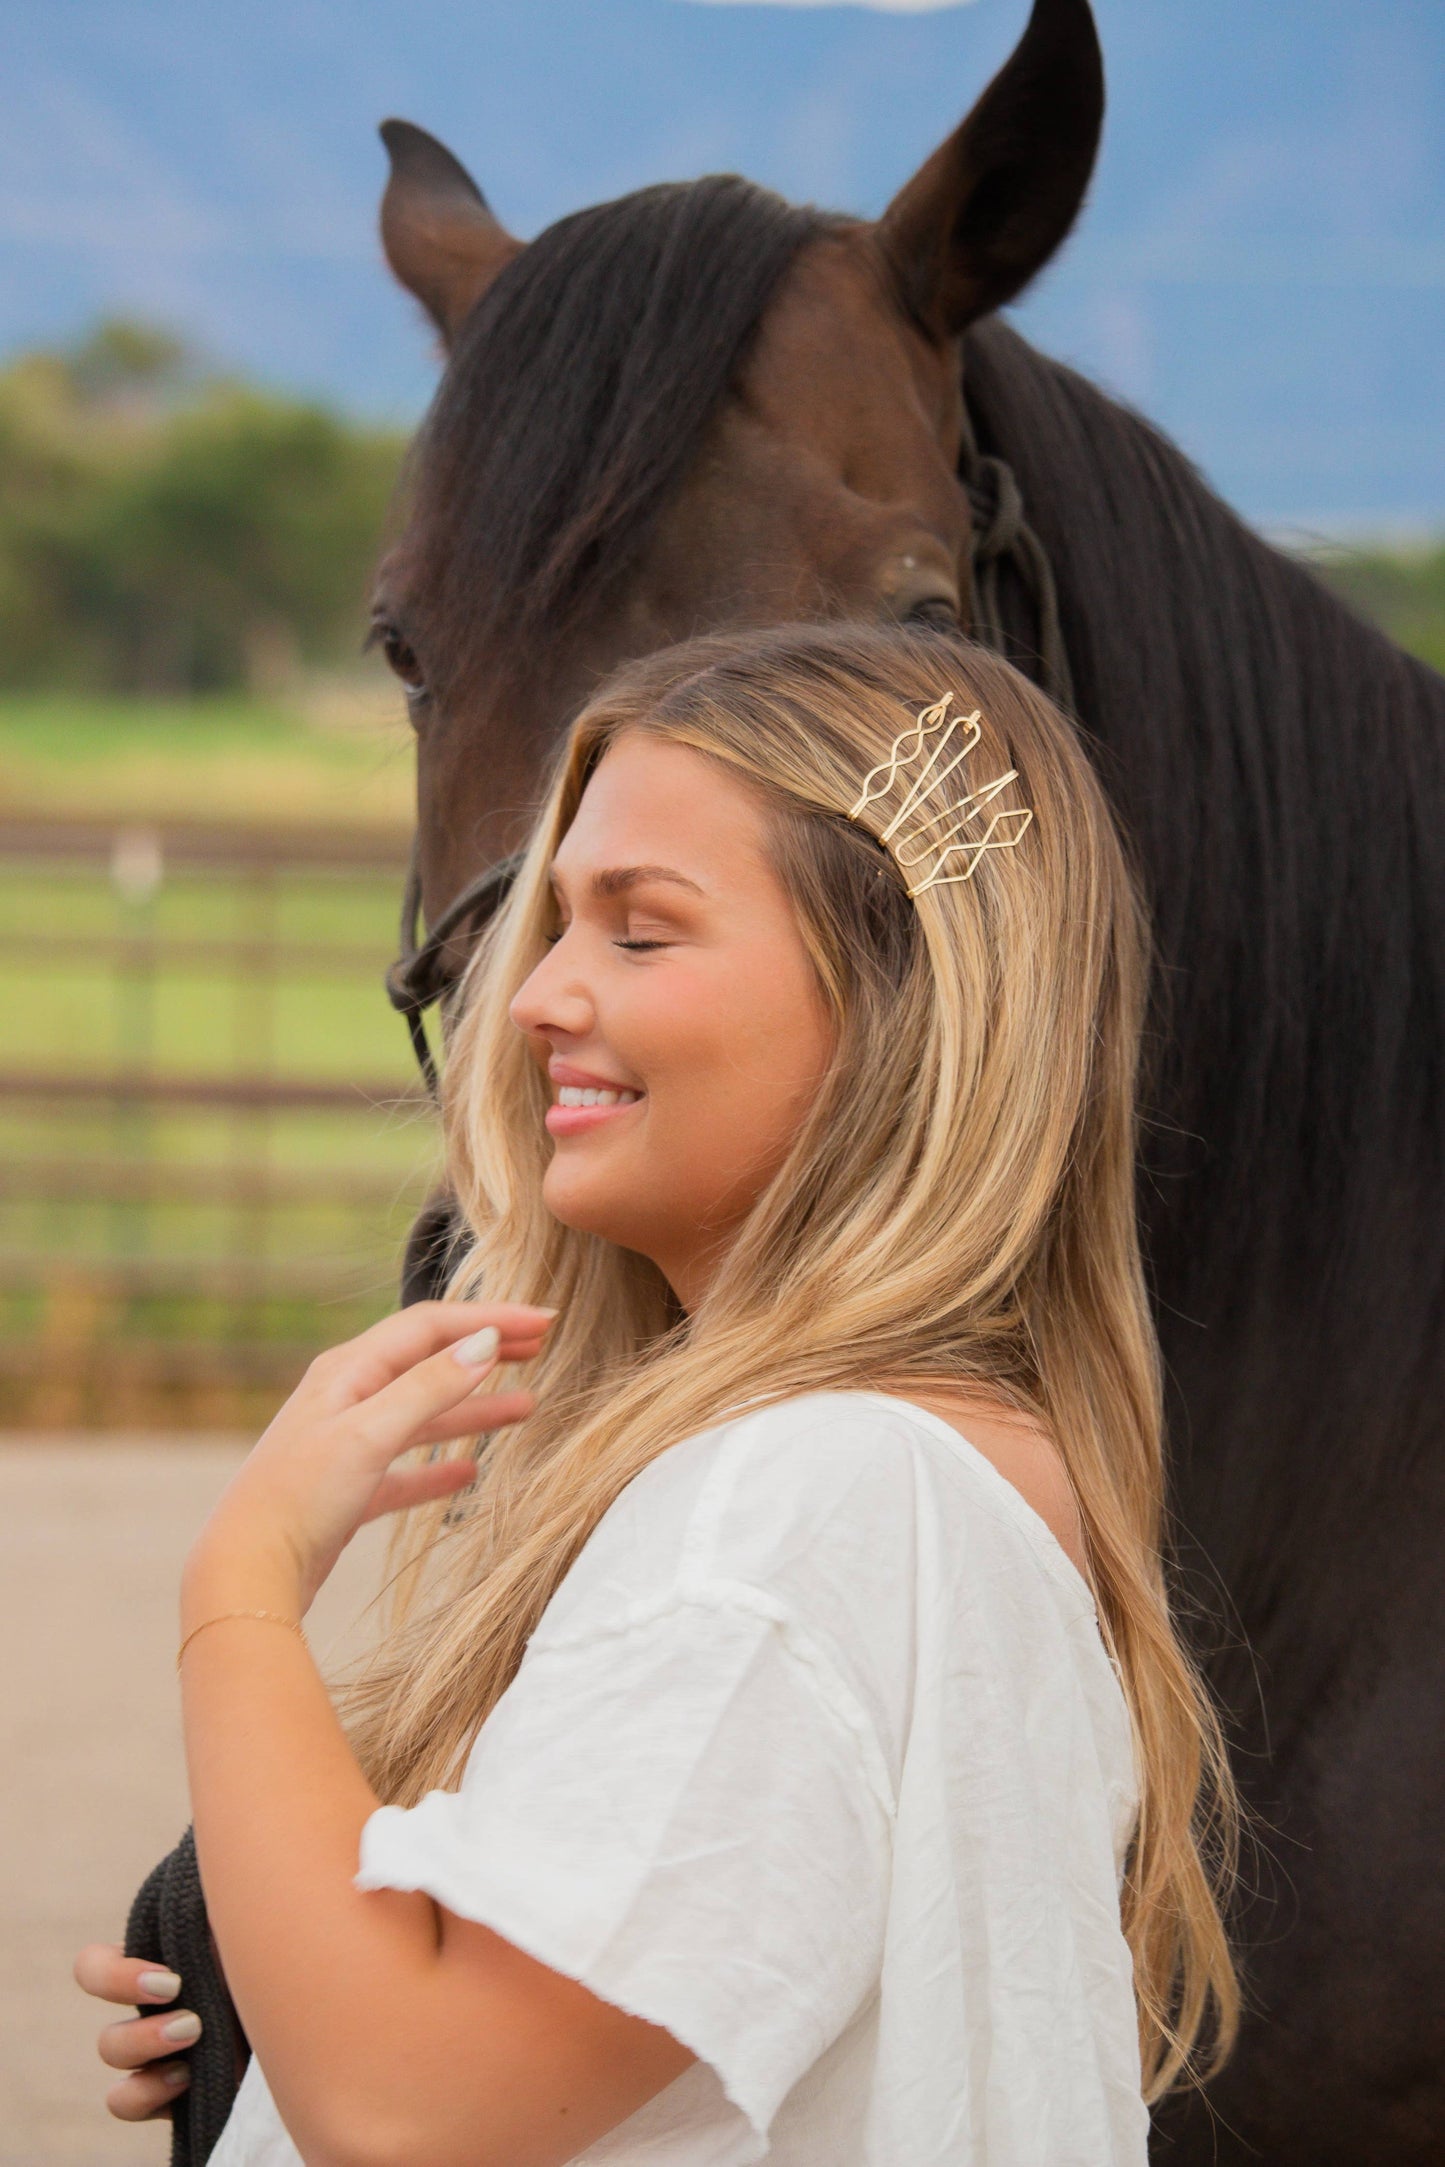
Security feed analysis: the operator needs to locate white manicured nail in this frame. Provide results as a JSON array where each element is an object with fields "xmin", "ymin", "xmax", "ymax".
[
  {"xmin": 137, "ymin": 1970, "xmax": 181, "ymax": 2000},
  {"xmin": 161, "ymin": 2012, "xmax": 202, "ymax": 2044},
  {"xmin": 453, "ymin": 1326, "xmax": 500, "ymax": 1368}
]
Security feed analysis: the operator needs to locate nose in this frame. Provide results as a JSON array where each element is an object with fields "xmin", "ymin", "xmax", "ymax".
[{"xmin": 509, "ymin": 934, "xmax": 595, "ymax": 1042}]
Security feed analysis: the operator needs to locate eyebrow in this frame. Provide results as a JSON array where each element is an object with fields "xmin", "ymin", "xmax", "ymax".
[{"xmin": 550, "ymin": 864, "xmax": 706, "ymax": 900}]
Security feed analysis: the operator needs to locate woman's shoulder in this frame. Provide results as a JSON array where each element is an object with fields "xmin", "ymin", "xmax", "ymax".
[
  {"xmin": 624, "ymin": 1387, "xmax": 963, "ymax": 1550},
  {"xmin": 888, "ymin": 1386, "xmax": 1092, "ymax": 1587},
  {"xmin": 538, "ymin": 1388, "xmax": 1085, "ymax": 1655},
  {"xmin": 527, "ymin": 1392, "xmax": 925, "ymax": 1648},
  {"xmin": 713, "ymin": 1390, "xmax": 1091, "ymax": 1595},
  {"xmin": 527, "ymin": 1389, "xmax": 1108, "ymax": 1809}
]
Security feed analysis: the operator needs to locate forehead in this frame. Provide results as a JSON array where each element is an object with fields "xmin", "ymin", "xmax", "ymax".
[
  {"xmin": 555, "ymin": 732, "xmax": 772, "ymax": 884},
  {"xmin": 732, "ymin": 233, "xmax": 962, "ymax": 464}
]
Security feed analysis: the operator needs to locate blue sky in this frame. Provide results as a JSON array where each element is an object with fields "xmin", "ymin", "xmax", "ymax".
[{"xmin": 2, "ymin": 0, "xmax": 1442, "ymax": 529}]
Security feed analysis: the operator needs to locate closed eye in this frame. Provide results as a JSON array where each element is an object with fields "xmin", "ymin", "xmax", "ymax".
[
  {"xmin": 905, "ymin": 596, "xmax": 961, "ymax": 630},
  {"xmin": 541, "ymin": 931, "xmax": 670, "ymax": 953}
]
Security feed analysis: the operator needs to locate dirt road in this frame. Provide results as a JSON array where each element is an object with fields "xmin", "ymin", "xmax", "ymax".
[{"xmin": 0, "ymin": 1438, "xmax": 389, "ymax": 2167}]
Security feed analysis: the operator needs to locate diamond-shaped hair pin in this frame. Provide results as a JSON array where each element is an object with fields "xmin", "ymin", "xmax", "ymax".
[{"xmin": 847, "ymin": 691, "xmax": 1034, "ymax": 896}]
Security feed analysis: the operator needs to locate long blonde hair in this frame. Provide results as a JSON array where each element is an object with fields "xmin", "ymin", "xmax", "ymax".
[{"xmin": 346, "ymin": 623, "xmax": 1240, "ymax": 2100}]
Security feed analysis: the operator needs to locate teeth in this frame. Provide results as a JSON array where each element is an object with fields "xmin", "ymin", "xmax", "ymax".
[{"xmin": 556, "ymin": 1084, "xmax": 640, "ymax": 1108}]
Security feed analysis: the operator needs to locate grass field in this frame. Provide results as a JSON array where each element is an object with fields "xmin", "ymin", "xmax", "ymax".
[
  {"xmin": 1311, "ymin": 541, "xmax": 1445, "ymax": 677},
  {"xmin": 0, "ymin": 863, "xmax": 412, "ymax": 1080},
  {"xmin": 1, "ymin": 685, "xmax": 436, "ymax": 1427},
  {"xmin": 0, "ymin": 681, "xmax": 415, "ymax": 830}
]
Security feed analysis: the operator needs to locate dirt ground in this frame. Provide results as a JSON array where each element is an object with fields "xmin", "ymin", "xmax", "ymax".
[{"xmin": 0, "ymin": 1437, "xmax": 390, "ymax": 2167}]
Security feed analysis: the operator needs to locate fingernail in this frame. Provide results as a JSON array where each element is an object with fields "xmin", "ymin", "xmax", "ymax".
[
  {"xmin": 160, "ymin": 2062, "xmax": 191, "ymax": 2087},
  {"xmin": 137, "ymin": 1970, "xmax": 181, "ymax": 2000},
  {"xmin": 453, "ymin": 1326, "xmax": 500, "ymax": 1367},
  {"xmin": 161, "ymin": 2012, "xmax": 202, "ymax": 2044},
  {"xmin": 534, "ymin": 1307, "xmax": 560, "ymax": 1319}
]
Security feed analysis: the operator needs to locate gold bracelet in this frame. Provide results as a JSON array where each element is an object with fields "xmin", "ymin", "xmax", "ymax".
[{"xmin": 177, "ymin": 1610, "xmax": 305, "ymax": 1673}]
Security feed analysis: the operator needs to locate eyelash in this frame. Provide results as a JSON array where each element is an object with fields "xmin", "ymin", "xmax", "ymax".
[{"xmin": 543, "ymin": 932, "xmax": 669, "ymax": 953}]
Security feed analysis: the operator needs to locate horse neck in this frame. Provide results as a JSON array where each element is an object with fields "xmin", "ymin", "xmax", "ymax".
[{"xmin": 963, "ymin": 321, "xmax": 1445, "ymax": 1703}]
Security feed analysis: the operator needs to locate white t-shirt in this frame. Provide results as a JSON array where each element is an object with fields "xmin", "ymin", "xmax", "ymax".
[{"xmin": 210, "ymin": 1390, "xmax": 1147, "ymax": 2166}]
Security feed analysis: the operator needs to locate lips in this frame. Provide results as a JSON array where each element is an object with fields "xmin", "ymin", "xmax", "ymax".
[
  {"xmin": 547, "ymin": 1058, "xmax": 643, "ymax": 1098},
  {"xmin": 545, "ymin": 1093, "xmax": 643, "ymax": 1137},
  {"xmin": 544, "ymin": 1059, "xmax": 644, "ymax": 1137}
]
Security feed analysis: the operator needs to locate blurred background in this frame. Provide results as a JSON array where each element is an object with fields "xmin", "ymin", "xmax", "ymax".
[
  {"xmin": 1, "ymin": 0, "xmax": 1440, "ymax": 2158},
  {"xmin": 5, "ymin": 0, "xmax": 1445, "ymax": 1438}
]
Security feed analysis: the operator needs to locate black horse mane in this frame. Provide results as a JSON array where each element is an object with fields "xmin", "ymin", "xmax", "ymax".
[
  {"xmin": 962, "ymin": 319, "xmax": 1445, "ymax": 1724},
  {"xmin": 409, "ymin": 177, "xmax": 833, "ymax": 689}
]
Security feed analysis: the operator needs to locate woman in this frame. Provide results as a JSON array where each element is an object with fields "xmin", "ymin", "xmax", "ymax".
[{"xmin": 79, "ymin": 624, "xmax": 1238, "ymax": 2164}]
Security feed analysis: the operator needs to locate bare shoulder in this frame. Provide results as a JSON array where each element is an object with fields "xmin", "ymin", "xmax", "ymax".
[{"xmin": 895, "ymin": 1387, "xmax": 1093, "ymax": 1589}]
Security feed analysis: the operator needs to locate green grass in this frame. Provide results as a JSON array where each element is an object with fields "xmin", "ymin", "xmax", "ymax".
[
  {"xmin": 1309, "ymin": 544, "xmax": 1445, "ymax": 677},
  {"xmin": 0, "ymin": 858, "xmax": 403, "ymax": 947},
  {"xmin": 0, "ymin": 684, "xmax": 416, "ymax": 829},
  {"xmin": 0, "ymin": 865, "xmax": 413, "ymax": 1079}
]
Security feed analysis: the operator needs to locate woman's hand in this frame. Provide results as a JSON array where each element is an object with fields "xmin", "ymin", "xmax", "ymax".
[
  {"xmin": 73, "ymin": 1943, "xmax": 196, "ymax": 2122},
  {"xmin": 183, "ymin": 1301, "xmax": 555, "ymax": 1620}
]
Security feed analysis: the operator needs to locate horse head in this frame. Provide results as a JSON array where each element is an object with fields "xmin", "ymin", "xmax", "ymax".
[{"xmin": 370, "ymin": 0, "xmax": 1103, "ymax": 951}]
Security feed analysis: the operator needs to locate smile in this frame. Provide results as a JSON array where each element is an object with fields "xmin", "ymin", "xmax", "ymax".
[
  {"xmin": 554, "ymin": 1085, "xmax": 641, "ymax": 1108},
  {"xmin": 545, "ymin": 1082, "xmax": 645, "ymax": 1137}
]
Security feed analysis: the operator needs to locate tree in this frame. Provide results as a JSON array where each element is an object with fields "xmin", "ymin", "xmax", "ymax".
[{"xmin": 0, "ymin": 320, "xmax": 406, "ymax": 694}]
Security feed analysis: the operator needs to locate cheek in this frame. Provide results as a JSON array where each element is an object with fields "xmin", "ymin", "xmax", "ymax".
[
  {"xmin": 539, "ymin": 946, "xmax": 831, "ymax": 1245},
  {"xmin": 619, "ymin": 964, "xmax": 726, "ymax": 1097},
  {"xmin": 641, "ymin": 953, "xmax": 829, "ymax": 1169}
]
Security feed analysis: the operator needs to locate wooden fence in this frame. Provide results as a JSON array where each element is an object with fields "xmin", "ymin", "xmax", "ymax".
[{"xmin": 0, "ymin": 816, "xmax": 437, "ymax": 1429}]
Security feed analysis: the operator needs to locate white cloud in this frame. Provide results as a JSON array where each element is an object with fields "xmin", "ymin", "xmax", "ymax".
[{"xmin": 678, "ymin": 1, "xmax": 978, "ymax": 13}]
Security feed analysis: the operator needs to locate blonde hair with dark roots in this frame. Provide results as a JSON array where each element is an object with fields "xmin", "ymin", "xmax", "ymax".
[{"xmin": 344, "ymin": 623, "xmax": 1240, "ymax": 2101}]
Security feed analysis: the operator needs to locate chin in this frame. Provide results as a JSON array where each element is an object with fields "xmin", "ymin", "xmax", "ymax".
[{"xmin": 541, "ymin": 1164, "xmax": 636, "ymax": 1246}]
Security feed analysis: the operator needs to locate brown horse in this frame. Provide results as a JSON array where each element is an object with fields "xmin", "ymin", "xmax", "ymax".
[{"xmin": 369, "ymin": 1, "xmax": 1445, "ymax": 2158}]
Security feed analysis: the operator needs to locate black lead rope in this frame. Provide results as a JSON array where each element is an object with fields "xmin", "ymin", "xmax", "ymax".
[
  {"xmin": 386, "ymin": 423, "xmax": 1071, "ymax": 1104},
  {"xmin": 125, "ymin": 1830, "xmax": 247, "ymax": 2167},
  {"xmin": 385, "ymin": 849, "xmax": 525, "ymax": 1098},
  {"xmin": 956, "ymin": 396, "xmax": 1075, "ymax": 719}
]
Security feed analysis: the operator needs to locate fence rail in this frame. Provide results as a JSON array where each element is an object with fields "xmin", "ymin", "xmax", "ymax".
[
  {"xmin": 0, "ymin": 1070, "xmax": 426, "ymax": 1112},
  {"xmin": 0, "ymin": 1251, "xmax": 395, "ymax": 1297},
  {"xmin": 1, "ymin": 815, "xmax": 434, "ymax": 1430},
  {"xmin": 0, "ymin": 933, "xmax": 393, "ymax": 973},
  {"xmin": 0, "ymin": 813, "xmax": 411, "ymax": 870},
  {"xmin": 3, "ymin": 1158, "xmax": 415, "ymax": 1207}
]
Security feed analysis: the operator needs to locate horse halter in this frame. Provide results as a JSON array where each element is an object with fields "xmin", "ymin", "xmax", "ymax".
[
  {"xmin": 386, "ymin": 849, "xmax": 523, "ymax": 1097},
  {"xmin": 386, "ymin": 415, "xmax": 1072, "ymax": 1099}
]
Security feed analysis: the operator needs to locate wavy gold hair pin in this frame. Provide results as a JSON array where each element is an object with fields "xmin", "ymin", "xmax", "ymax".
[{"xmin": 847, "ymin": 691, "xmax": 1034, "ymax": 897}]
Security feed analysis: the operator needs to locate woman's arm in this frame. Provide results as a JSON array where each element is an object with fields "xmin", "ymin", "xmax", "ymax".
[{"xmin": 180, "ymin": 1304, "xmax": 694, "ymax": 2167}]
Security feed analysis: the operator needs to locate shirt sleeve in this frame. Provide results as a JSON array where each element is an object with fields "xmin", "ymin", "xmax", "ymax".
[{"xmin": 356, "ymin": 1584, "xmax": 892, "ymax": 2153}]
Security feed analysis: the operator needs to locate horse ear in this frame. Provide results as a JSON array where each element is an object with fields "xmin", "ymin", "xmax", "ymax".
[
  {"xmin": 879, "ymin": 0, "xmax": 1104, "ymax": 336},
  {"xmin": 379, "ymin": 119, "xmax": 523, "ymax": 343}
]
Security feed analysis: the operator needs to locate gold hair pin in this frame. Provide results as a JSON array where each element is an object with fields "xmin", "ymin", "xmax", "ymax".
[{"xmin": 847, "ymin": 691, "xmax": 1034, "ymax": 896}]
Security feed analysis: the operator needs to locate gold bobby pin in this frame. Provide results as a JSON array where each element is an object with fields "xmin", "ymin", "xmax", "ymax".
[{"xmin": 848, "ymin": 691, "xmax": 1034, "ymax": 897}]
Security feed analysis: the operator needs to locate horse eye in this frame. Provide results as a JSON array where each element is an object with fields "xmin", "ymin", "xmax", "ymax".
[
  {"xmin": 906, "ymin": 596, "xmax": 961, "ymax": 631},
  {"xmin": 375, "ymin": 621, "xmax": 426, "ymax": 697}
]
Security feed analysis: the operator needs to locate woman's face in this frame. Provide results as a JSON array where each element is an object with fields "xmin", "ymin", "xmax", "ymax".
[{"xmin": 509, "ymin": 731, "xmax": 834, "ymax": 1307}]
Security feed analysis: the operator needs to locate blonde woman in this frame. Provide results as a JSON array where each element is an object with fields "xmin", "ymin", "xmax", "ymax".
[{"xmin": 81, "ymin": 624, "xmax": 1238, "ymax": 2164}]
